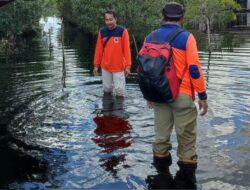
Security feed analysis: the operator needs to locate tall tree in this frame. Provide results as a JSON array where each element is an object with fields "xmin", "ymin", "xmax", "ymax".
[
  {"xmin": 56, "ymin": 0, "xmax": 179, "ymax": 40},
  {"xmin": 0, "ymin": 0, "xmax": 45, "ymax": 38},
  {"xmin": 184, "ymin": 0, "xmax": 240, "ymax": 51}
]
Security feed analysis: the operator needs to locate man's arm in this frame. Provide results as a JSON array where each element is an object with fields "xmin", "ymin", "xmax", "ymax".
[
  {"xmin": 186, "ymin": 34, "xmax": 208, "ymax": 115},
  {"xmin": 93, "ymin": 32, "xmax": 103, "ymax": 76},
  {"xmin": 122, "ymin": 29, "xmax": 132, "ymax": 77}
]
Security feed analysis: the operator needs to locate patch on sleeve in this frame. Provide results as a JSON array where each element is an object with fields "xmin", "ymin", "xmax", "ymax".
[{"xmin": 189, "ymin": 65, "xmax": 200, "ymax": 79}]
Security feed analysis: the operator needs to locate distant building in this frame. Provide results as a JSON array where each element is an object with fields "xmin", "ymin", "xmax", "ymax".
[{"xmin": 233, "ymin": 0, "xmax": 250, "ymax": 27}]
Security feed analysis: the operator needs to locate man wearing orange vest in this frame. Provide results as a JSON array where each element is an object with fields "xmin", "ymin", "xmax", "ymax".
[
  {"xmin": 93, "ymin": 10, "xmax": 131, "ymax": 97},
  {"xmin": 143, "ymin": 2, "xmax": 208, "ymax": 189}
]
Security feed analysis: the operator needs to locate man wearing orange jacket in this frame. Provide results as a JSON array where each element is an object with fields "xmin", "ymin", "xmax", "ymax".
[
  {"xmin": 143, "ymin": 2, "xmax": 208, "ymax": 189},
  {"xmin": 93, "ymin": 10, "xmax": 131, "ymax": 97}
]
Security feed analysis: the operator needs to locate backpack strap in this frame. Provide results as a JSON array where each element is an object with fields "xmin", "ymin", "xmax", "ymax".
[
  {"xmin": 151, "ymin": 28, "xmax": 187, "ymax": 83},
  {"xmin": 103, "ymin": 36, "xmax": 111, "ymax": 48},
  {"xmin": 165, "ymin": 28, "xmax": 183, "ymax": 43},
  {"xmin": 151, "ymin": 30, "xmax": 158, "ymax": 43},
  {"xmin": 150, "ymin": 28, "xmax": 183, "ymax": 44},
  {"xmin": 179, "ymin": 64, "xmax": 187, "ymax": 84},
  {"xmin": 165, "ymin": 28, "xmax": 186, "ymax": 83}
]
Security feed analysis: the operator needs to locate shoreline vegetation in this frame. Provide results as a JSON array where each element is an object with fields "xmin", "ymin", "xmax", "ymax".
[{"xmin": 0, "ymin": 0, "xmax": 246, "ymax": 54}]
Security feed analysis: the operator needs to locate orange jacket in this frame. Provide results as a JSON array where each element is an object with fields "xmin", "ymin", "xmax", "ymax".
[
  {"xmin": 94, "ymin": 26, "xmax": 131, "ymax": 72},
  {"xmin": 173, "ymin": 34, "xmax": 206, "ymax": 99},
  {"xmin": 145, "ymin": 24, "xmax": 207, "ymax": 100}
]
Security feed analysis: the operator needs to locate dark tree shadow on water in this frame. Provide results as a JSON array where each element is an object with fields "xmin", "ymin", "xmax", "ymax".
[{"xmin": 0, "ymin": 126, "xmax": 48, "ymax": 188}]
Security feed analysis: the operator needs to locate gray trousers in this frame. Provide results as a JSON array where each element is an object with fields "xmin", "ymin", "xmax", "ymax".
[
  {"xmin": 102, "ymin": 68, "xmax": 126, "ymax": 96},
  {"xmin": 153, "ymin": 93, "xmax": 198, "ymax": 161}
]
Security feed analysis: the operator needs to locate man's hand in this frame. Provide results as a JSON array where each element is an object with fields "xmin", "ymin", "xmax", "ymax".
[
  {"xmin": 125, "ymin": 68, "xmax": 131, "ymax": 77},
  {"xmin": 198, "ymin": 100, "xmax": 208, "ymax": 116},
  {"xmin": 93, "ymin": 66, "xmax": 99, "ymax": 76}
]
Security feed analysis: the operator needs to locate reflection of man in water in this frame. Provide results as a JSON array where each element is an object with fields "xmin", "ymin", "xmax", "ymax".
[
  {"xmin": 92, "ymin": 93, "xmax": 132, "ymax": 176},
  {"xmin": 101, "ymin": 92, "xmax": 129, "ymax": 119}
]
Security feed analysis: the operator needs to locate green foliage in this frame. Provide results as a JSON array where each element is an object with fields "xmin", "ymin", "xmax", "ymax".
[
  {"xmin": 43, "ymin": 0, "xmax": 59, "ymax": 17},
  {"xmin": 0, "ymin": 0, "xmax": 45, "ymax": 38},
  {"xmin": 0, "ymin": 0, "xmax": 241, "ymax": 43},
  {"xmin": 56, "ymin": 0, "xmax": 240, "ymax": 38},
  {"xmin": 184, "ymin": 0, "xmax": 240, "ymax": 30},
  {"xmin": 56, "ymin": 0, "xmax": 175, "ymax": 40}
]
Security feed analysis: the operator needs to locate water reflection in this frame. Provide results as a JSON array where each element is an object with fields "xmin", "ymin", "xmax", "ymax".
[
  {"xmin": 146, "ymin": 173, "xmax": 175, "ymax": 190},
  {"xmin": 174, "ymin": 169, "xmax": 197, "ymax": 190},
  {"xmin": 0, "ymin": 127, "xmax": 48, "ymax": 188},
  {"xmin": 146, "ymin": 171, "xmax": 197, "ymax": 190},
  {"xmin": 145, "ymin": 156, "xmax": 197, "ymax": 190},
  {"xmin": 92, "ymin": 93, "xmax": 132, "ymax": 177},
  {"xmin": 0, "ymin": 16, "xmax": 250, "ymax": 189}
]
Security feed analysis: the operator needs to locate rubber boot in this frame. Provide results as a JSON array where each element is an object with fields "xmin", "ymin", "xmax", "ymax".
[
  {"xmin": 174, "ymin": 161, "xmax": 197, "ymax": 189},
  {"xmin": 153, "ymin": 153, "xmax": 172, "ymax": 173},
  {"xmin": 146, "ymin": 153, "xmax": 174, "ymax": 189}
]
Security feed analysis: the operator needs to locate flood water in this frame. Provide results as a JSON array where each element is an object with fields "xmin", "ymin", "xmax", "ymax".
[{"xmin": 0, "ymin": 17, "xmax": 250, "ymax": 190}]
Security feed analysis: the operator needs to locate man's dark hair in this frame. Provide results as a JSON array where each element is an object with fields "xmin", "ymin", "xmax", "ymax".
[
  {"xmin": 162, "ymin": 2, "xmax": 185, "ymax": 22},
  {"xmin": 104, "ymin": 10, "xmax": 117, "ymax": 19}
]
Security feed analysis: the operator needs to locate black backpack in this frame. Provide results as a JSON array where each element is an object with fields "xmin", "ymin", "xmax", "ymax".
[{"xmin": 137, "ymin": 29, "xmax": 186, "ymax": 103}]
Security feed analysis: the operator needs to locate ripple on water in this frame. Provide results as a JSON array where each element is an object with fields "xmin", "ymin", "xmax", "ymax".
[{"xmin": 1, "ymin": 17, "xmax": 250, "ymax": 189}]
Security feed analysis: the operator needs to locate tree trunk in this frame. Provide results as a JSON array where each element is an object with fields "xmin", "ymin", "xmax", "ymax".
[{"xmin": 206, "ymin": 17, "xmax": 211, "ymax": 53}]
